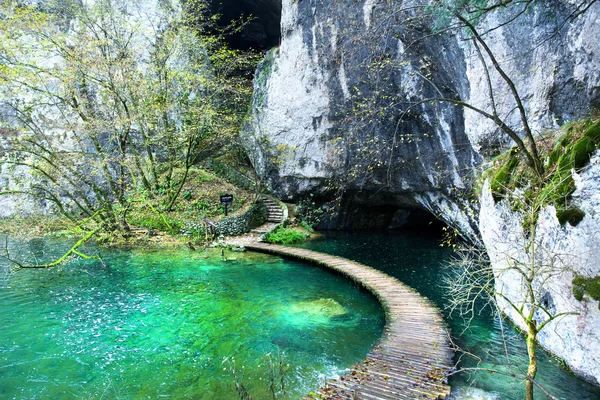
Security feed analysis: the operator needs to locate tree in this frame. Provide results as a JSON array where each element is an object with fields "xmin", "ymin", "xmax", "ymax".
[
  {"xmin": 446, "ymin": 184, "xmax": 577, "ymax": 400},
  {"xmin": 445, "ymin": 114, "xmax": 600, "ymax": 399},
  {"xmin": 0, "ymin": 0, "xmax": 258, "ymax": 265}
]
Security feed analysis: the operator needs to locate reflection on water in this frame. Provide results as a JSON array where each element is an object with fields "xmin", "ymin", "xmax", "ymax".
[
  {"xmin": 0, "ymin": 240, "xmax": 384, "ymax": 399},
  {"xmin": 298, "ymin": 231, "xmax": 600, "ymax": 400}
]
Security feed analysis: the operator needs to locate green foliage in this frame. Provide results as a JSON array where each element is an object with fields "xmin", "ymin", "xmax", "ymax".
[
  {"xmin": 484, "ymin": 117, "xmax": 600, "ymax": 228},
  {"xmin": 297, "ymin": 195, "xmax": 324, "ymax": 229},
  {"xmin": 265, "ymin": 227, "xmax": 309, "ymax": 245},
  {"xmin": 572, "ymin": 276, "xmax": 600, "ymax": 309},
  {"xmin": 299, "ymin": 221, "xmax": 315, "ymax": 233},
  {"xmin": 487, "ymin": 147, "xmax": 521, "ymax": 201},
  {"xmin": 128, "ymin": 213, "xmax": 183, "ymax": 236},
  {"xmin": 131, "ymin": 168, "xmax": 252, "ymax": 224},
  {"xmin": 0, "ymin": 0, "xmax": 259, "ymax": 235}
]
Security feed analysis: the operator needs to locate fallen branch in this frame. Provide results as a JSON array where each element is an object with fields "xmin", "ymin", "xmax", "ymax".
[{"xmin": 18, "ymin": 226, "xmax": 102, "ymax": 269}]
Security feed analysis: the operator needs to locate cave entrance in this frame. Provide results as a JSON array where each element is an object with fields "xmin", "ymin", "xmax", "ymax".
[
  {"xmin": 335, "ymin": 205, "xmax": 445, "ymax": 232},
  {"xmin": 317, "ymin": 200, "xmax": 448, "ymax": 235},
  {"xmin": 208, "ymin": 0, "xmax": 282, "ymax": 51}
]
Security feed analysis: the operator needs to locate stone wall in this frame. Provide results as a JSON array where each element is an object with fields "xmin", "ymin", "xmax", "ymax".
[{"xmin": 212, "ymin": 201, "xmax": 268, "ymax": 236}]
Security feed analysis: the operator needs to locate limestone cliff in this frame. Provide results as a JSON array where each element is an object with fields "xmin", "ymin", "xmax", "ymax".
[
  {"xmin": 480, "ymin": 154, "xmax": 600, "ymax": 385},
  {"xmin": 242, "ymin": 0, "xmax": 600, "ymax": 236}
]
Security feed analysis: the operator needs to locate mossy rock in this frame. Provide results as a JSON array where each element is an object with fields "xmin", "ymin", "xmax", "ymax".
[
  {"xmin": 556, "ymin": 207, "xmax": 585, "ymax": 226},
  {"xmin": 483, "ymin": 117, "xmax": 599, "ymax": 228},
  {"xmin": 572, "ymin": 276, "xmax": 600, "ymax": 309},
  {"xmin": 571, "ymin": 136, "xmax": 597, "ymax": 170}
]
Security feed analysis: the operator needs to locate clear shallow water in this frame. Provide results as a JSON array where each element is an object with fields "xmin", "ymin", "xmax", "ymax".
[
  {"xmin": 297, "ymin": 231, "xmax": 600, "ymax": 400},
  {"xmin": 0, "ymin": 239, "xmax": 384, "ymax": 399}
]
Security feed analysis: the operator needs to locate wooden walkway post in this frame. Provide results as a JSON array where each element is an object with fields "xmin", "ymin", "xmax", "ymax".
[{"xmin": 246, "ymin": 243, "xmax": 453, "ymax": 400}]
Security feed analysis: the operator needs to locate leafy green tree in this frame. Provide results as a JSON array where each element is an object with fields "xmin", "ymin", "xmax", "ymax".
[{"xmin": 0, "ymin": 0, "xmax": 258, "ymax": 265}]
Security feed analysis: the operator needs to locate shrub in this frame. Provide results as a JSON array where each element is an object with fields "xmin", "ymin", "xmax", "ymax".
[
  {"xmin": 265, "ymin": 227, "xmax": 309, "ymax": 245},
  {"xmin": 299, "ymin": 221, "xmax": 314, "ymax": 233},
  {"xmin": 129, "ymin": 213, "xmax": 182, "ymax": 235}
]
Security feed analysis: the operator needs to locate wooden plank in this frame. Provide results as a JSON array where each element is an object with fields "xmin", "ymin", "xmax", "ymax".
[{"xmin": 246, "ymin": 243, "xmax": 453, "ymax": 400}]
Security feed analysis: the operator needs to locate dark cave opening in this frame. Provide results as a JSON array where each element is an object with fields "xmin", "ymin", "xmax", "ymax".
[
  {"xmin": 325, "ymin": 205, "xmax": 447, "ymax": 233},
  {"xmin": 308, "ymin": 194, "xmax": 448, "ymax": 235},
  {"xmin": 208, "ymin": 0, "xmax": 282, "ymax": 51}
]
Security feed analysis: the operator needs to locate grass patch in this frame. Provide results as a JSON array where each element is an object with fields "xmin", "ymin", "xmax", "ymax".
[
  {"xmin": 265, "ymin": 227, "xmax": 310, "ymax": 245},
  {"xmin": 128, "ymin": 211, "xmax": 183, "ymax": 236}
]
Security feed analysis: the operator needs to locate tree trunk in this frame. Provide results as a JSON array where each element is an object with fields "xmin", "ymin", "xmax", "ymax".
[
  {"xmin": 165, "ymin": 165, "xmax": 190, "ymax": 212},
  {"xmin": 526, "ymin": 321, "xmax": 538, "ymax": 400}
]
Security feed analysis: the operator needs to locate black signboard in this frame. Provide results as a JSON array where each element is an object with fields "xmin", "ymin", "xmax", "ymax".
[
  {"xmin": 220, "ymin": 194, "xmax": 234, "ymax": 205},
  {"xmin": 220, "ymin": 194, "xmax": 233, "ymax": 216}
]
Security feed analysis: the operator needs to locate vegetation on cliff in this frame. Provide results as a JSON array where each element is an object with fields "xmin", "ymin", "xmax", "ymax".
[{"xmin": 485, "ymin": 116, "xmax": 600, "ymax": 227}]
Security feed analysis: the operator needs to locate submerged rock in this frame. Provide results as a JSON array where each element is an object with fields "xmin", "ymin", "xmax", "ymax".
[{"xmin": 290, "ymin": 298, "xmax": 348, "ymax": 318}]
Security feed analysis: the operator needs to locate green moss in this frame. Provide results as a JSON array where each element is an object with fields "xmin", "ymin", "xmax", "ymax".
[
  {"xmin": 582, "ymin": 119, "xmax": 600, "ymax": 142},
  {"xmin": 556, "ymin": 207, "xmax": 585, "ymax": 226},
  {"xmin": 483, "ymin": 117, "xmax": 600, "ymax": 228},
  {"xmin": 254, "ymin": 48, "xmax": 278, "ymax": 108},
  {"xmin": 488, "ymin": 147, "xmax": 521, "ymax": 201},
  {"xmin": 129, "ymin": 213, "xmax": 183, "ymax": 235},
  {"xmin": 572, "ymin": 276, "xmax": 600, "ymax": 309},
  {"xmin": 572, "ymin": 136, "xmax": 596, "ymax": 169}
]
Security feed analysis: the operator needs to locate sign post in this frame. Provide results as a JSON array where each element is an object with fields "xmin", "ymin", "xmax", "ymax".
[{"xmin": 220, "ymin": 194, "xmax": 234, "ymax": 216}]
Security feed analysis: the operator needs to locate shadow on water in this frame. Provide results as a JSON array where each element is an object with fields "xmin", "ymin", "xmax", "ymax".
[{"xmin": 296, "ymin": 230, "xmax": 600, "ymax": 400}]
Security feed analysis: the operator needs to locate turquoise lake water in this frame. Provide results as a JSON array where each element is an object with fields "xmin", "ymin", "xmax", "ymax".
[
  {"xmin": 297, "ymin": 230, "xmax": 600, "ymax": 400},
  {"xmin": 0, "ymin": 239, "xmax": 384, "ymax": 399}
]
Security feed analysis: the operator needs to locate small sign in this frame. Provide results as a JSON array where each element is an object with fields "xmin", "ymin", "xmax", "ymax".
[
  {"xmin": 220, "ymin": 194, "xmax": 233, "ymax": 216},
  {"xmin": 220, "ymin": 194, "xmax": 234, "ymax": 205}
]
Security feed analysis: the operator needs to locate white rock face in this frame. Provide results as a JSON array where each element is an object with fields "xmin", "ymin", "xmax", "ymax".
[
  {"xmin": 243, "ymin": 0, "xmax": 483, "ymax": 234},
  {"xmin": 479, "ymin": 155, "xmax": 600, "ymax": 385},
  {"xmin": 243, "ymin": 0, "xmax": 335, "ymax": 195},
  {"xmin": 243, "ymin": 0, "xmax": 600, "ymax": 236},
  {"xmin": 461, "ymin": 5, "xmax": 600, "ymax": 151}
]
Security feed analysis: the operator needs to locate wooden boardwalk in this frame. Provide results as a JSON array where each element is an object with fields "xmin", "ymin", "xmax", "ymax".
[{"xmin": 246, "ymin": 242, "xmax": 453, "ymax": 400}]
